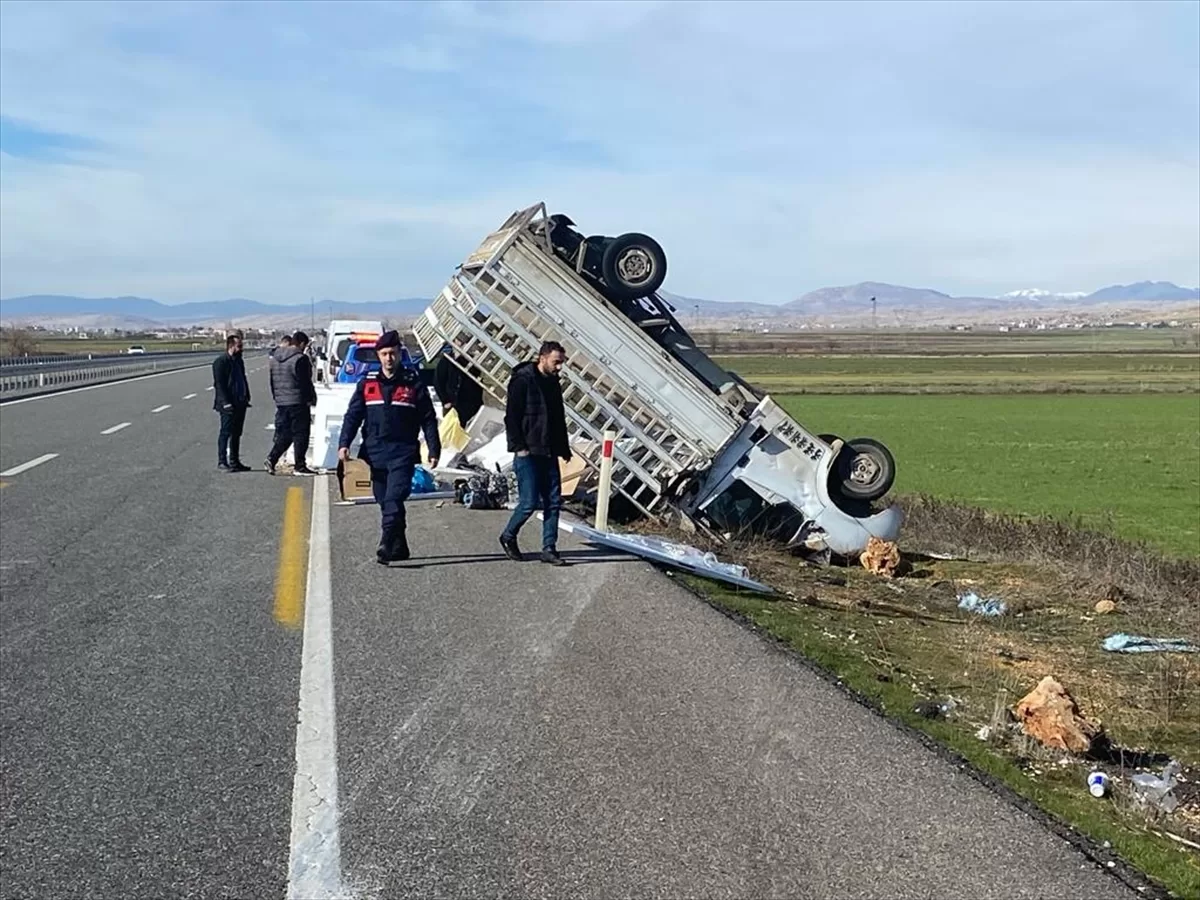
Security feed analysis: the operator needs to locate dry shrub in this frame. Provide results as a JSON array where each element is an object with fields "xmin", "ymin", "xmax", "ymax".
[{"xmin": 897, "ymin": 493, "xmax": 1200, "ymax": 614}]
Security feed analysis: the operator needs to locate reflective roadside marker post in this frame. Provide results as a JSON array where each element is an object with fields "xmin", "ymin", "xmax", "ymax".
[{"xmin": 595, "ymin": 429, "xmax": 616, "ymax": 532}]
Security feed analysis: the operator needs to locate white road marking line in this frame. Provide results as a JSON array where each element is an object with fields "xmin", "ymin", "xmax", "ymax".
[
  {"xmin": 266, "ymin": 424, "xmax": 275, "ymax": 430},
  {"xmin": 183, "ymin": 393, "xmax": 197, "ymax": 399},
  {"xmin": 151, "ymin": 404, "xmax": 171, "ymax": 413},
  {"xmin": 287, "ymin": 477, "xmax": 347, "ymax": 900},
  {"xmin": 206, "ymin": 386, "xmax": 214, "ymax": 391},
  {"xmin": 101, "ymin": 422, "xmax": 131, "ymax": 435},
  {"xmin": 0, "ymin": 364, "xmax": 213, "ymax": 407},
  {"xmin": 0, "ymin": 453, "xmax": 59, "ymax": 477}
]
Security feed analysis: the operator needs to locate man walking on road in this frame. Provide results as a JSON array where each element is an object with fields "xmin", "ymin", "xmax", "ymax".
[
  {"xmin": 212, "ymin": 332, "xmax": 251, "ymax": 472},
  {"xmin": 265, "ymin": 330, "xmax": 318, "ymax": 476},
  {"xmin": 338, "ymin": 330, "xmax": 441, "ymax": 565},
  {"xmin": 499, "ymin": 340, "xmax": 572, "ymax": 566}
]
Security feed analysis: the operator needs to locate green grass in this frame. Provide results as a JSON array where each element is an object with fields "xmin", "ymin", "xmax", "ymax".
[
  {"xmin": 777, "ymin": 394, "xmax": 1200, "ymax": 558},
  {"xmin": 685, "ymin": 579, "xmax": 1200, "ymax": 900},
  {"xmin": 30, "ymin": 339, "xmax": 221, "ymax": 354},
  {"xmin": 716, "ymin": 353, "xmax": 1200, "ymax": 393}
]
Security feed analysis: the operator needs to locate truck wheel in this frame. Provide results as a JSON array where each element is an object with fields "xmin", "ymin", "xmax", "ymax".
[
  {"xmin": 835, "ymin": 438, "xmax": 896, "ymax": 502},
  {"xmin": 601, "ymin": 233, "xmax": 667, "ymax": 299}
]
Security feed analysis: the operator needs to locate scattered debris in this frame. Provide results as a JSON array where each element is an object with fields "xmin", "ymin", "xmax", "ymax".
[
  {"xmin": 1014, "ymin": 676, "xmax": 1102, "ymax": 754},
  {"xmin": 1131, "ymin": 762, "xmax": 1182, "ymax": 814},
  {"xmin": 411, "ymin": 465, "xmax": 438, "ymax": 494},
  {"xmin": 976, "ymin": 725, "xmax": 993, "ymax": 741},
  {"xmin": 860, "ymin": 537, "xmax": 901, "ymax": 578},
  {"xmin": 1093, "ymin": 599, "xmax": 1118, "ymax": 615},
  {"xmin": 958, "ymin": 591, "xmax": 1007, "ymax": 617},
  {"xmin": 1101, "ymin": 633, "xmax": 1199, "ymax": 654},
  {"xmin": 551, "ymin": 519, "xmax": 774, "ymax": 593},
  {"xmin": 1088, "ymin": 770, "xmax": 1110, "ymax": 798},
  {"xmin": 913, "ymin": 697, "xmax": 957, "ymax": 720}
]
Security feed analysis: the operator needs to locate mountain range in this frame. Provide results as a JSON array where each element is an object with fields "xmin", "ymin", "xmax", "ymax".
[{"xmin": 1, "ymin": 281, "xmax": 1196, "ymax": 330}]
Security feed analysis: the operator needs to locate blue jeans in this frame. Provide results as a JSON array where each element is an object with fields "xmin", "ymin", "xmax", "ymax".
[
  {"xmin": 502, "ymin": 454, "xmax": 562, "ymax": 551},
  {"xmin": 217, "ymin": 406, "xmax": 247, "ymax": 465}
]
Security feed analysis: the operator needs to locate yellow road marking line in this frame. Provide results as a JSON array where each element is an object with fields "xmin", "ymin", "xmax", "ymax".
[{"xmin": 273, "ymin": 485, "xmax": 310, "ymax": 630}]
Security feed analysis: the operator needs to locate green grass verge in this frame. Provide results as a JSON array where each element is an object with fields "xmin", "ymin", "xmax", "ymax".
[
  {"xmin": 685, "ymin": 578, "xmax": 1200, "ymax": 899},
  {"xmin": 714, "ymin": 352, "xmax": 1200, "ymax": 393},
  {"xmin": 776, "ymin": 394, "xmax": 1200, "ymax": 558}
]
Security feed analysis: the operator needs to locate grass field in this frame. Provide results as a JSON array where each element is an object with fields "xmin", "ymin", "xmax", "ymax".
[
  {"xmin": 715, "ymin": 352, "xmax": 1200, "ymax": 393},
  {"xmin": 778, "ymin": 394, "xmax": 1200, "ymax": 558},
  {"xmin": 27, "ymin": 339, "xmax": 223, "ymax": 354},
  {"xmin": 675, "ymin": 331, "xmax": 1200, "ymax": 895}
]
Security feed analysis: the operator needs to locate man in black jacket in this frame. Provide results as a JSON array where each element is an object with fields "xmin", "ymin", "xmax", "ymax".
[
  {"xmin": 338, "ymin": 330, "xmax": 441, "ymax": 564},
  {"xmin": 212, "ymin": 332, "xmax": 251, "ymax": 472},
  {"xmin": 499, "ymin": 340, "xmax": 572, "ymax": 566},
  {"xmin": 434, "ymin": 345, "xmax": 485, "ymax": 428},
  {"xmin": 265, "ymin": 330, "xmax": 318, "ymax": 476}
]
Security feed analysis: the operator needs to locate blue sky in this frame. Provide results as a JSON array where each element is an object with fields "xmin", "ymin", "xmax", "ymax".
[{"xmin": 1, "ymin": 0, "xmax": 1197, "ymax": 305}]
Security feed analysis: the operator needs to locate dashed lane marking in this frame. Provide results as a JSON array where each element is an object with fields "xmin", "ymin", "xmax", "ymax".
[
  {"xmin": 0, "ymin": 365, "xmax": 213, "ymax": 406},
  {"xmin": 151, "ymin": 404, "xmax": 171, "ymax": 413},
  {"xmin": 183, "ymin": 393, "xmax": 198, "ymax": 399},
  {"xmin": 101, "ymin": 422, "xmax": 132, "ymax": 435},
  {"xmin": 0, "ymin": 453, "xmax": 59, "ymax": 477}
]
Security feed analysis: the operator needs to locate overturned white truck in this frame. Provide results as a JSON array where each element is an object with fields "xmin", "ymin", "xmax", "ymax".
[{"xmin": 412, "ymin": 202, "xmax": 902, "ymax": 557}]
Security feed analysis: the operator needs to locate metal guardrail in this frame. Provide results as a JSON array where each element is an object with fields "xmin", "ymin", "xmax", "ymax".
[
  {"xmin": 0, "ymin": 352, "xmax": 234, "ymax": 401},
  {"xmin": 0, "ymin": 348, "xmax": 222, "ymax": 370}
]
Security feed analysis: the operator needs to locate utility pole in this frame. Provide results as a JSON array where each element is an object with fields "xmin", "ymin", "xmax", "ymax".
[{"xmin": 870, "ymin": 296, "xmax": 877, "ymax": 355}]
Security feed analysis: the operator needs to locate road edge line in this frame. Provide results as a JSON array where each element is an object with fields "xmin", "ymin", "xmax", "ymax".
[{"xmin": 286, "ymin": 475, "xmax": 349, "ymax": 900}]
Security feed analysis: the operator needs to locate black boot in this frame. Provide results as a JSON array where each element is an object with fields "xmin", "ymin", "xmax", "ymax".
[{"xmin": 389, "ymin": 530, "xmax": 411, "ymax": 562}]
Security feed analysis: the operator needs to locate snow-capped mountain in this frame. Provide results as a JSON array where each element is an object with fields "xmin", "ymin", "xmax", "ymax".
[{"xmin": 1000, "ymin": 288, "xmax": 1088, "ymax": 301}]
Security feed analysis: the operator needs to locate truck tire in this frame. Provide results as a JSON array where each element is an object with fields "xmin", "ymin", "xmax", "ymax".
[
  {"xmin": 601, "ymin": 233, "xmax": 667, "ymax": 299},
  {"xmin": 835, "ymin": 438, "xmax": 896, "ymax": 502}
]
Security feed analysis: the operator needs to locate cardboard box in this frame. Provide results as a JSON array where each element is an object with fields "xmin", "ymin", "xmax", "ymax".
[
  {"xmin": 338, "ymin": 458, "xmax": 374, "ymax": 502},
  {"xmin": 560, "ymin": 454, "xmax": 591, "ymax": 497}
]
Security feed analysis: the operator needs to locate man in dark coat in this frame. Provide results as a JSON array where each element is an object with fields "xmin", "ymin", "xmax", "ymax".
[
  {"xmin": 265, "ymin": 330, "xmax": 318, "ymax": 476},
  {"xmin": 212, "ymin": 332, "xmax": 251, "ymax": 472},
  {"xmin": 338, "ymin": 330, "xmax": 441, "ymax": 564},
  {"xmin": 434, "ymin": 345, "xmax": 485, "ymax": 428},
  {"xmin": 498, "ymin": 340, "xmax": 572, "ymax": 566}
]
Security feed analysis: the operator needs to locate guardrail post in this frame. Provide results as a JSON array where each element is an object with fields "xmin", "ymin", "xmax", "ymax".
[
  {"xmin": 595, "ymin": 428, "xmax": 616, "ymax": 532},
  {"xmin": 38, "ymin": 373, "xmax": 45, "ymax": 387}
]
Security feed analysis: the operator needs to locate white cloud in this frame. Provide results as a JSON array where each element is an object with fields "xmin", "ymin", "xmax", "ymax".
[{"xmin": 0, "ymin": 0, "xmax": 1197, "ymax": 305}]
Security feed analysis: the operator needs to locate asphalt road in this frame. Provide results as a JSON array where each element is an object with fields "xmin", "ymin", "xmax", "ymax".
[
  {"xmin": 0, "ymin": 364, "xmax": 1139, "ymax": 899},
  {"xmin": 0, "ymin": 358, "xmax": 305, "ymax": 900}
]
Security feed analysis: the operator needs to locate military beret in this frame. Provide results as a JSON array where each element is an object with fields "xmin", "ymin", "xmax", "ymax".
[{"xmin": 375, "ymin": 329, "xmax": 401, "ymax": 350}]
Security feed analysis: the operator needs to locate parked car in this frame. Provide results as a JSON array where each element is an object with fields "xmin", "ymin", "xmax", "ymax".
[
  {"xmin": 335, "ymin": 341, "xmax": 381, "ymax": 383},
  {"xmin": 127, "ymin": 345, "xmax": 146, "ymax": 355}
]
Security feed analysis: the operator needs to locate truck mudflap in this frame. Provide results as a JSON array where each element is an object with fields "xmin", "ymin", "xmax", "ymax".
[{"xmin": 687, "ymin": 396, "xmax": 903, "ymax": 557}]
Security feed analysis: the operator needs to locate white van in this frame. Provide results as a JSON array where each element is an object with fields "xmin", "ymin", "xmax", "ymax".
[{"xmin": 322, "ymin": 319, "xmax": 383, "ymax": 383}]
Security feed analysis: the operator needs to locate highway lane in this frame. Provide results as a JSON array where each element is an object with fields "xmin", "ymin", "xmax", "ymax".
[
  {"xmin": 328, "ymin": 494, "xmax": 1135, "ymax": 899},
  {"xmin": 0, "ymin": 359, "xmax": 305, "ymax": 899},
  {"xmin": 1, "ymin": 359, "xmax": 1141, "ymax": 899}
]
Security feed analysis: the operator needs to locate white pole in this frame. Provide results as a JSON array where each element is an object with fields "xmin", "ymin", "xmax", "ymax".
[{"xmin": 595, "ymin": 429, "xmax": 616, "ymax": 532}]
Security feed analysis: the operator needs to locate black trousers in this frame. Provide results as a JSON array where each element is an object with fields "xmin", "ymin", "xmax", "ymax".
[
  {"xmin": 268, "ymin": 405, "xmax": 312, "ymax": 468},
  {"xmin": 217, "ymin": 407, "xmax": 247, "ymax": 465},
  {"xmin": 371, "ymin": 459, "xmax": 415, "ymax": 541}
]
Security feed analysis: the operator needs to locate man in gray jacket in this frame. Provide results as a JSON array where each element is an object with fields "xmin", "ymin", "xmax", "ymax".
[{"xmin": 265, "ymin": 330, "xmax": 318, "ymax": 475}]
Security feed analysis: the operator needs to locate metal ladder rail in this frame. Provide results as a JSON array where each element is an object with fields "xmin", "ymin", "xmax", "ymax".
[
  {"xmin": 465, "ymin": 266, "xmax": 715, "ymax": 470},
  {"xmin": 451, "ymin": 274, "xmax": 710, "ymax": 479},
  {"xmin": 421, "ymin": 290, "xmax": 669, "ymax": 517}
]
